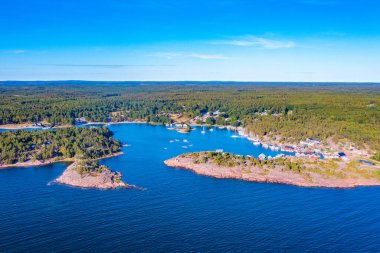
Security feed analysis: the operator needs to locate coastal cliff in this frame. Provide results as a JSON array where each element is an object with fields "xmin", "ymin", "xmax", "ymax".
[
  {"xmin": 54, "ymin": 160, "xmax": 131, "ymax": 189},
  {"xmin": 164, "ymin": 152, "xmax": 380, "ymax": 188}
]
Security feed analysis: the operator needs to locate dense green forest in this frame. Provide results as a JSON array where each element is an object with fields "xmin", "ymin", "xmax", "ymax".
[
  {"xmin": 0, "ymin": 127, "xmax": 121, "ymax": 164},
  {"xmin": 0, "ymin": 82, "xmax": 379, "ymax": 151},
  {"xmin": 75, "ymin": 159, "xmax": 106, "ymax": 176},
  {"xmin": 186, "ymin": 151, "xmax": 307, "ymax": 172}
]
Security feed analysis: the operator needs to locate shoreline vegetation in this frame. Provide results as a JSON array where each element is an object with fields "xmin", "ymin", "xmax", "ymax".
[
  {"xmin": 54, "ymin": 159, "xmax": 131, "ymax": 189},
  {"xmin": 0, "ymin": 127, "xmax": 121, "ymax": 166},
  {"xmin": 0, "ymin": 120, "xmax": 146, "ymax": 130},
  {"xmin": 0, "ymin": 83, "xmax": 378, "ymax": 165},
  {"xmin": 0, "ymin": 151, "xmax": 123, "ymax": 169},
  {"xmin": 0, "ymin": 83, "xmax": 379, "ymax": 187},
  {"xmin": 1, "ymin": 120, "xmax": 379, "ymax": 170},
  {"xmin": 0, "ymin": 127, "xmax": 130, "ymax": 189},
  {"xmin": 165, "ymin": 152, "xmax": 380, "ymax": 188},
  {"xmin": 4, "ymin": 117, "xmax": 378, "ymax": 157}
]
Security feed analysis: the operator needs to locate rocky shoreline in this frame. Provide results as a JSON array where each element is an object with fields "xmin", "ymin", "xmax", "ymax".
[
  {"xmin": 164, "ymin": 152, "xmax": 380, "ymax": 188},
  {"xmin": 0, "ymin": 159, "xmax": 60, "ymax": 169},
  {"xmin": 54, "ymin": 161, "xmax": 132, "ymax": 189},
  {"xmin": 0, "ymin": 152, "xmax": 124, "ymax": 169}
]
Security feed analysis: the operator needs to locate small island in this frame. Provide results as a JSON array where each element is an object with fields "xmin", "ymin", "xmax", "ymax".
[
  {"xmin": 165, "ymin": 152, "xmax": 380, "ymax": 188},
  {"xmin": 54, "ymin": 160, "xmax": 131, "ymax": 189}
]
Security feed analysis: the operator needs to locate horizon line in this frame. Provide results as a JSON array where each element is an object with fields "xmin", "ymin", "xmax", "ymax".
[{"xmin": 1, "ymin": 80, "xmax": 380, "ymax": 84}]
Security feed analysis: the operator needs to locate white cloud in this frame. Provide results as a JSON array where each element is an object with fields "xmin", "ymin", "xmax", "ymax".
[
  {"xmin": 151, "ymin": 52, "xmax": 182, "ymax": 59},
  {"xmin": 11, "ymin": 50, "xmax": 26, "ymax": 54},
  {"xmin": 152, "ymin": 52, "xmax": 230, "ymax": 60},
  {"xmin": 213, "ymin": 36, "xmax": 295, "ymax": 49},
  {"xmin": 0, "ymin": 49, "xmax": 27, "ymax": 54},
  {"xmin": 188, "ymin": 53, "xmax": 230, "ymax": 60}
]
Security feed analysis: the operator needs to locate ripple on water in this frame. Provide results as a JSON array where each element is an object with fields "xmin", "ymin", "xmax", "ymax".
[{"xmin": 1, "ymin": 124, "xmax": 380, "ymax": 252}]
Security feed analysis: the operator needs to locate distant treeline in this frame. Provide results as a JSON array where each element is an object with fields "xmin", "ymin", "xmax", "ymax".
[
  {"xmin": 0, "ymin": 127, "xmax": 121, "ymax": 164},
  {"xmin": 0, "ymin": 82, "xmax": 379, "ymax": 151}
]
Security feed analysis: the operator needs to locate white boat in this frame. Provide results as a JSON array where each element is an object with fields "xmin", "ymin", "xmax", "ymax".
[
  {"xmin": 183, "ymin": 139, "xmax": 189, "ymax": 143},
  {"xmin": 258, "ymin": 153, "xmax": 266, "ymax": 160},
  {"xmin": 201, "ymin": 130, "xmax": 206, "ymax": 134},
  {"xmin": 209, "ymin": 128, "xmax": 214, "ymax": 132},
  {"xmin": 231, "ymin": 135, "xmax": 239, "ymax": 138},
  {"xmin": 253, "ymin": 141, "xmax": 261, "ymax": 146}
]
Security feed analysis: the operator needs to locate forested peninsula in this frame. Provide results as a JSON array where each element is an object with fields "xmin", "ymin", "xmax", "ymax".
[
  {"xmin": 0, "ymin": 127, "xmax": 128, "ymax": 189},
  {"xmin": 0, "ymin": 127, "xmax": 121, "ymax": 165},
  {"xmin": 165, "ymin": 152, "xmax": 380, "ymax": 188}
]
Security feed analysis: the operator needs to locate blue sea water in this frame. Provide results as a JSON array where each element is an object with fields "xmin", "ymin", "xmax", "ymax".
[{"xmin": 1, "ymin": 124, "xmax": 380, "ymax": 252}]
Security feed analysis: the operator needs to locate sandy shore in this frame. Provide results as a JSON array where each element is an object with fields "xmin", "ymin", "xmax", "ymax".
[
  {"xmin": 0, "ymin": 123, "xmax": 41, "ymax": 130},
  {"xmin": 164, "ymin": 153, "xmax": 380, "ymax": 188},
  {"xmin": 0, "ymin": 123, "xmax": 72, "ymax": 130},
  {"xmin": 109, "ymin": 121, "xmax": 147, "ymax": 125},
  {"xmin": 0, "ymin": 121, "xmax": 147, "ymax": 130},
  {"xmin": 0, "ymin": 159, "xmax": 68, "ymax": 169}
]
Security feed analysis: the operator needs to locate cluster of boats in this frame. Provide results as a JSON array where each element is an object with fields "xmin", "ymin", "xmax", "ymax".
[
  {"xmin": 165, "ymin": 124, "xmax": 347, "ymax": 161},
  {"xmin": 235, "ymin": 128, "xmax": 328, "ymax": 159},
  {"xmin": 257, "ymin": 153, "xmax": 286, "ymax": 160},
  {"xmin": 168, "ymin": 139, "xmax": 193, "ymax": 149}
]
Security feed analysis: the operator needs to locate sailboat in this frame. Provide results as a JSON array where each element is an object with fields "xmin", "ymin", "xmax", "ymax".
[
  {"xmin": 231, "ymin": 126, "xmax": 238, "ymax": 137},
  {"xmin": 167, "ymin": 123, "xmax": 175, "ymax": 130}
]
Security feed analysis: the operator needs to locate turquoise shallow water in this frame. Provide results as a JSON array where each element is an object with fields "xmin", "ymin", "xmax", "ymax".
[{"xmin": 1, "ymin": 124, "xmax": 380, "ymax": 252}]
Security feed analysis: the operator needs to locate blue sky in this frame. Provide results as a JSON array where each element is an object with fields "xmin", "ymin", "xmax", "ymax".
[{"xmin": 0, "ymin": 0, "xmax": 380, "ymax": 81}]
